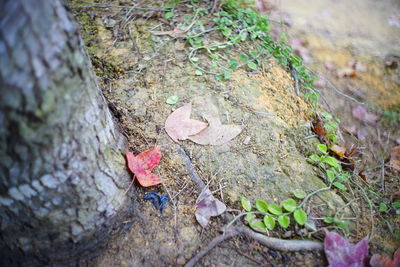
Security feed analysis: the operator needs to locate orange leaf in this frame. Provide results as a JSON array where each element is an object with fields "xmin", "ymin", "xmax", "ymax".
[
  {"xmin": 330, "ymin": 145, "xmax": 347, "ymax": 158},
  {"xmin": 126, "ymin": 146, "xmax": 163, "ymax": 187}
]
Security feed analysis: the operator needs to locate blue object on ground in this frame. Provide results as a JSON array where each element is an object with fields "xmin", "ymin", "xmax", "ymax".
[{"xmin": 144, "ymin": 192, "xmax": 169, "ymax": 213}]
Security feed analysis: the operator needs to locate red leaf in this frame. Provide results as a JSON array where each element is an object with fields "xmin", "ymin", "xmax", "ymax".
[
  {"xmin": 126, "ymin": 146, "xmax": 163, "ymax": 187},
  {"xmin": 165, "ymin": 102, "xmax": 208, "ymax": 142}
]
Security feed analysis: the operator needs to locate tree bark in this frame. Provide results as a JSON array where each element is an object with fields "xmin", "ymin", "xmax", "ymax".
[{"xmin": 0, "ymin": 0, "xmax": 130, "ymax": 265}]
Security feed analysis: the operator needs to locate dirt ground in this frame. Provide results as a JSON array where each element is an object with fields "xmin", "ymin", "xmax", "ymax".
[{"xmin": 69, "ymin": 0, "xmax": 399, "ymax": 266}]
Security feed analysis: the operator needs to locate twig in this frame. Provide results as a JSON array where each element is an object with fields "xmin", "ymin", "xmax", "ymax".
[
  {"xmin": 185, "ymin": 226, "xmax": 323, "ymax": 267},
  {"xmin": 70, "ymin": 4, "xmax": 162, "ymax": 12},
  {"xmin": 236, "ymin": 249, "xmax": 268, "ymax": 266},
  {"xmin": 177, "ymin": 146, "xmax": 206, "ymax": 190}
]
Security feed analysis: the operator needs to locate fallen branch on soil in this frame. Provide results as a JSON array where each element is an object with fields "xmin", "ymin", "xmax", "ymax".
[
  {"xmin": 185, "ymin": 226, "xmax": 323, "ymax": 267},
  {"xmin": 70, "ymin": 4, "xmax": 162, "ymax": 12}
]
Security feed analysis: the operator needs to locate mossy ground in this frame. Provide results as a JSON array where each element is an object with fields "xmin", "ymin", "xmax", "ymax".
[{"xmin": 69, "ymin": 0, "xmax": 399, "ymax": 265}]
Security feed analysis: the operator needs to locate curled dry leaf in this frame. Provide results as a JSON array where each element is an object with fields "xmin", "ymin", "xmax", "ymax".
[
  {"xmin": 195, "ymin": 189, "xmax": 226, "ymax": 228},
  {"xmin": 389, "ymin": 146, "xmax": 400, "ymax": 171},
  {"xmin": 165, "ymin": 102, "xmax": 208, "ymax": 143},
  {"xmin": 188, "ymin": 101, "xmax": 242, "ymax": 146},
  {"xmin": 324, "ymin": 231, "xmax": 368, "ymax": 267},
  {"xmin": 126, "ymin": 146, "xmax": 163, "ymax": 187}
]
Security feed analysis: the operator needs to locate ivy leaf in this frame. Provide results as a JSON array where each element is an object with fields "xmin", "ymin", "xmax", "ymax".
[
  {"xmin": 321, "ymin": 156, "xmax": 340, "ymax": 169},
  {"xmin": 126, "ymin": 146, "xmax": 163, "ymax": 187},
  {"xmin": 293, "ymin": 209, "xmax": 307, "ymax": 225},
  {"xmin": 246, "ymin": 213, "xmax": 254, "ymax": 223},
  {"xmin": 292, "ymin": 189, "xmax": 306, "ymax": 199},
  {"xmin": 324, "ymin": 231, "xmax": 369, "ymax": 267},
  {"xmin": 255, "ymin": 200, "xmax": 268, "ymax": 213},
  {"xmin": 323, "ymin": 217, "xmax": 334, "ymax": 224},
  {"xmin": 278, "ymin": 215, "xmax": 290, "ymax": 228},
  {"xmin": 281, "ymin": 198, "xmax": 297, "ymax": 212},
  {"xmin": 241, "ymin": 196, "xmax": 252, "ymax": 212},
  {"xmin": 247, "ymin": 61, "xmax": 257, "ymax": 70},
  {"xmin": 250, "ymin": 220, "xmax": 267, "ymax": 233},
  {"xmin": 263, "ymin": 215, "xmax": 276, "ymax": 230},
  {"xmin": 326, "ymin": 169, "xmax": 335, "ymax": 182},
  {"xmin": 379, "ymin": 203, "xmax": 388, "ymax": 212},
  {"xmin": 333, "ymin": 182, "xmax": 346, "ymax": 191},
  {"xmin": 317, "ymin": 144, "xmax": 328, "ymax": 153},
  {"xmin": 309, "ymin": 154, "xmax": 321, "ymax": 162},
  {"xmin": 268, "ymin": 203, "xmax": 282, "ymax": 215}
]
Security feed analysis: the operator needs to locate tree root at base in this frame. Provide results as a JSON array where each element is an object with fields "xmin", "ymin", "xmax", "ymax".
[{"xmin": 185, "ymin": 226, "xmax": 323, "ymax": 267}]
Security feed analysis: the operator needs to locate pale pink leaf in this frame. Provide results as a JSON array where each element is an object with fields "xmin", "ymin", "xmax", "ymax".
[
  {"xmin": 352, "ymin": 106, "xmax": 379, "ymax": 124},
  {"xmin": 195, "ymin": 190, "xmax": 226, "ymax": 228},
  {"xmin": 188, "ymin": 100, "xmax": 241, "ymax": 145},
  {"xmin": 370, "ymin": 248, "xmax": 400, "ymax": 267},
  {"xmin": 165, "ymin": 102, "xmax": 208, "ymax": 142}
]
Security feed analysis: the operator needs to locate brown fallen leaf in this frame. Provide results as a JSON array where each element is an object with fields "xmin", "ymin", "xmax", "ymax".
[
  {"xmin": 165, "ymin": 102, "xmax": 208, "ymax": 143},
  {"xmin": 188, "ymin": 100, "xmax": 242, "ymax": 146},
  {"xmin": 389, "ymin": 146, "xmax": 400, "ymax": 171},
  {"xmin": 330, "ymin": 145, "xmax": 347, "ymax": 158}
]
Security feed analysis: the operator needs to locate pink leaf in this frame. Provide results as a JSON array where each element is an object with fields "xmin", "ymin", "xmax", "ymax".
[
  {"xmin": 126, "ymin": 146, "xmax": 163, "ymax": 187},
  {"xmin": 188, "ymin": 101, "xmax": 241, "ymax": 146},
  {"xmin": 324, "ymin": 231, "xmax": 369, "ymax": 267},
  {"xmin": 352, "ymin": 106, "xmax": 379, "ymax": 124},
  {"xmin": 195, "ymin": 190, "xmax": 226, "ymax": 228},
  {"xmin": 370, "ymin": 249, "xmax": 400, "ymax": 267},
  {"xmin": 165, "ymin": 102, "xmax": 208, "ymax": 143}
]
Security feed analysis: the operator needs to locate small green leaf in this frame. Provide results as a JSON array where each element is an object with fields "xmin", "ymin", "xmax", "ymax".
[
  {"xmin": 229, "ymin": 58, "xmax": 238, "ymax": 70},
  {"xmin": 250, "ymin": 220, "xmax": 267, "ymax": 232},
  {"xmin": 224, "ymin": 71, "xmax": 231, "ymax": 80},
  {"xmin": 191, "ymin": 57, "xmax": 199, "ymax": 62},
  {"xmin": 165, "ymin": 12, "xmax": 174, "ymax": 19},
  {"xmin": 240, "ymin": 53, "xmax": 249, "ymax": 62},
  {"xmin": 255, "ymin": 200, "xmax": 268, "ymax": 213},
  {"xmin": 278, "ymin": 215, "xmax": 290, "ymax": 228},
  {"xmin": 333, "ymin": 182, "xmax": 346, "ymax": 191},
  {"xmin": 247, "ymin": 61, "xmax": 257, "ymax": 70},
  {"xmin": 268, "ymin": 203, "xmax": 282, "ymax": 215},
  {"xmin": 326, "ymin": 169, "xmax": 335, "ymax": 182},
  {"xmin": 292, "ymin": 189, "xmax": 306, "ymax": 199},
  {"xmin": 293, "ymin": 209, "xmax": 307, "ymax": 226},
  {"xmin": 317, "ymin": 144, "xmax": 328, "ymax": 154},
  {"xmin": 321, "ymin": 156, "xmax": 340, "ymax": 169},
  {"xmin": 246, "ymin": 213, "xmax": 254, "ymax": 223},
  {"xmin": 309, "ymin": 154, "xmax": 321, "ymax": 162},
  {"xmin": 195, "ymin": 70, "xmax": 203, "ymax": 76},
  {"xmin": 263, "ymin": 215, "xmax": 275, "ymax": 230},
  {"xmin": 321, "ymin": 112, "xmax": 333, "ymax": 120},
  {"xmin": 337, "ymin": 172, "xmax": 350, "ymax": 182},
  {"xmin": 166, "ymin": 95, "xmax": 179, "ymax": 105},
  {"xmin": 241, "ymin": 196, "xmax": 252, "ymax": 212},
  {"xmin": 323, "ymin": 217, "xmax": 334, "ymax": 224},
  {"xmin": 281, "ymin": 198, "xmax": 297, "ymax": 212},
  {"xmin": 392, "ymin": 201, "xmax": 400, "ymax": 208},
  {"xmin": 379, "ymin": 202, "xmax": 388, "ymax": 212}
]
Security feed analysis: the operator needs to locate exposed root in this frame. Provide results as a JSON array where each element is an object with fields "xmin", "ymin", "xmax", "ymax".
[{"xmin": 185, "ymin": 226, "xmax": 323, "ymax": 267}]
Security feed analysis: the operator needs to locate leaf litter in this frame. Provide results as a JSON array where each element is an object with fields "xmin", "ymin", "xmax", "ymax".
[{"xmin": 195, "ymin": 189, "xmax": 227, "ymax": 228}]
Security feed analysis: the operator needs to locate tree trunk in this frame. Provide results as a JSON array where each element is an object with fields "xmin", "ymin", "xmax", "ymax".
[{"xmin": 0, "ymin": 0, "xmax": 130, "ymax": 265}]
